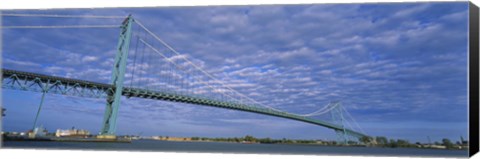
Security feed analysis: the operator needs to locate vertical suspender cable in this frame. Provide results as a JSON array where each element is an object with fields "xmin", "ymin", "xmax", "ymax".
[
  {"xmin": 134, "ymin": 19, "xmax": 283, "ymax": 112},
  {"xmin": 138, "ymin": 38, "xmax": 146, "ymax": 88},
  {"xmin": 130, "ymin": 36, "xmax": 140, "ymax": 88},
  {"xmin": 145, "ymin": 37, "xmax": 153, "ymax": 90}
]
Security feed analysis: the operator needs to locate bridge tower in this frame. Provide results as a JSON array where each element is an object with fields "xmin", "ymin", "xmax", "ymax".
[
  {"xmin": 329, "ymin": 101, "xmax": 348, "ymax": 145},
  {"xmin": 100, "ymin": 15, "xmax": 133, "ymax": 136}
]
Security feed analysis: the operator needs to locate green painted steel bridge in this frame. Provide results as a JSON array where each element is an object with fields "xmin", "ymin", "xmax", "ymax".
[
  {"xmin": 2, "ymin": 68, "xmax": 368, "ymax": 138},
  {"xmin": 1, "ymin": 15, "xmax": 369, "ymax": 142}
]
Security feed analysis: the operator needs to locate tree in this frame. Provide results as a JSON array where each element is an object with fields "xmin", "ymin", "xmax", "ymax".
[
  {"xmin": 375, "ymin": 136, "xmax": 388, "ymax": 146},
  {"xmin": 261, "ymin": 137, "xmax": 272, "ymax": 144},
  {"xmin": 442, "ymin": 138, "xmax": 454, "ymax": 149},
  {"xmin": 396, "ymin": 139, "xmax": 410, "ymax": 147},
  {"xmin": 389, "ymin": 139, "xmax": 398, "ymax": 148},
  {"xmin": 244, "ymin": 135, "xmax": 256, "ymax": 142},
  {"xmin": 348, "ymin": 141, "xmax": 358, "ymax": 145},
  {"xmin": 360, "ymin": 136, "xmax": 373, "ymax": 144}
]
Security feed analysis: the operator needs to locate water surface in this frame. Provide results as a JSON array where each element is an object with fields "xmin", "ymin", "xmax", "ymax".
[{"xmin": 2, "ymin": 139, "xmax": 468, "ymax": 157}]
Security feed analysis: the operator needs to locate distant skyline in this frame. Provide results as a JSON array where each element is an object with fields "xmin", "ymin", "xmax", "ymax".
[{"xmin": 1, "ymin": 2, "xmax": 469, "ymax": 142}]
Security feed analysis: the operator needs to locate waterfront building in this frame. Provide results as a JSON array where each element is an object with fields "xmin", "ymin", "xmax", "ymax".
[
  {"xmin": 152, "ymin": 136, "xmax": 191, "ymax": 141},
  {"xmin": 55, "ymin": 128, "xmax": 90, "ymax": 137},
  {"xmin": 33, "ymin": 126, "xmax": 47, "ymax": 136},
  {"xmin": 28, "ymin": 126, "xmax": 48, "ymax": 138}
]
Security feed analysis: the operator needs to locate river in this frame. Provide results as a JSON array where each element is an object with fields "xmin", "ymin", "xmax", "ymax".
[{"xmin": 1, "ymin": 140, "xmax": 468, "ymax": 157}]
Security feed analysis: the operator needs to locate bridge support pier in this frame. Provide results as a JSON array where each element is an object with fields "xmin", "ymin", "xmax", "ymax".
[{"xmin": 100, "ymin": 15, "xmax": 133, "ymax": 135}]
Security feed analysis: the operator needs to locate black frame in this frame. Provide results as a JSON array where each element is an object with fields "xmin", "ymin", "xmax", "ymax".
[{"xmin": 469, "ymin": 1, "xmax": 479, "ymax": 157}]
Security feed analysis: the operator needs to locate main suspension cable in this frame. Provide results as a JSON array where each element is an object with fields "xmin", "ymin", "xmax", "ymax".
[
  {"xmin": 1, "ymin": 13, "xmax": 125, "ymax": 19},
  {"xmin": 341, "ymin": 106, "xmax": 366, "ymax": 134},
  {"xmin": 1, "ymin": 25, "xmax": 121, "ymax": 29},
  {"xmin": 133, "ymin": 19, "xmax": 283, "ymax": 112},
  {"xmin": 139, "ymin": 39, "xmax": 242, "ymax": 104}
]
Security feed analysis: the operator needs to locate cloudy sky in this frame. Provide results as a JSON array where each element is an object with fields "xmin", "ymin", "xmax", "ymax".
[{"xmin": 1, "ymin": 2, "xmax": 469, "ymax": 143}]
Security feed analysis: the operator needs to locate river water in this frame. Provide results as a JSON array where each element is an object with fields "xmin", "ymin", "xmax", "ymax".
[{"xmin": 2, "ymin": 140, "xmax": 468, "ymax": 157}]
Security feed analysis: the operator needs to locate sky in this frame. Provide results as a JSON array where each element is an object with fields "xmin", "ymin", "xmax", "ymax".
[{"xmin": 1, "ymin": 2, "xmax": 470, "ymax": 143}]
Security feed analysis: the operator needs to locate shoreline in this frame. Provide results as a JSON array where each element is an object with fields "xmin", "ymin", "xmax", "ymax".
[
  {"xmin": 136, "ymin": 139, "xmax": 469, "ymax": 151},
  {"xmin": 2, "ymin": 135, "xmax": 131, "ymax": 143},
  {"xmin": 2, "ymin": 134, "xmax": 469, "ymax": 151}
]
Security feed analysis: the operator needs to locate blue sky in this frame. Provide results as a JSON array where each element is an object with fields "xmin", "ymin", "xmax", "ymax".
[{"xmin": 1, "ymin": 2, "xmax": 470, "ymax": 143}]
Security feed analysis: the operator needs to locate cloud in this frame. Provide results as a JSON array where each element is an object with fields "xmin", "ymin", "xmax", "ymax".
[
  {"xmin": 392, "ymin": 3, "xmax": 431, "ymax": 18},
  {"xmin": 3, "ymin": 58, "xmax": 41, "ymax": 67},
  {"xmin": 81, "ymin": 55, "xmax": 99, "ymax": 62}
]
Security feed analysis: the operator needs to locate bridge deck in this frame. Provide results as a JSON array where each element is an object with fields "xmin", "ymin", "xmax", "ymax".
[{"xmin": 2, "ymin": 68, "xmax": 368, "ymax": 138}]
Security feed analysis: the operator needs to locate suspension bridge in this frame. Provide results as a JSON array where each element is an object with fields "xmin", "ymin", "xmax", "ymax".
[{"xmin": 1, "ymin": 14, "xmax": 369, "ymax": 143}]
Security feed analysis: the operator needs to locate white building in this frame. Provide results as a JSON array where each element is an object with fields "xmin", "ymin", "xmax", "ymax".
[{"xmin": 55, "ymin": 128, "xmax": 90, "ymax": 137}]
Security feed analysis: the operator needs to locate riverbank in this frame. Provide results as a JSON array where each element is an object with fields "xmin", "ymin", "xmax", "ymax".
[{"xmin": 3, "ymin": 134, "xmax": 131, "ymax": 143}]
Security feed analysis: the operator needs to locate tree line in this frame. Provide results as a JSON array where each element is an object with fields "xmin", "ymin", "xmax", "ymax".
[
  {"xmin": 361, "ymin": 136, "xmax": 462, "ymax": 149},
  {"xmin": 190, "ymin": 135, "xmax": 317, "ymax": 144},
  {"xmin": 190, "ymin": 135, "xmax": 464, "ymax": 149}
]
